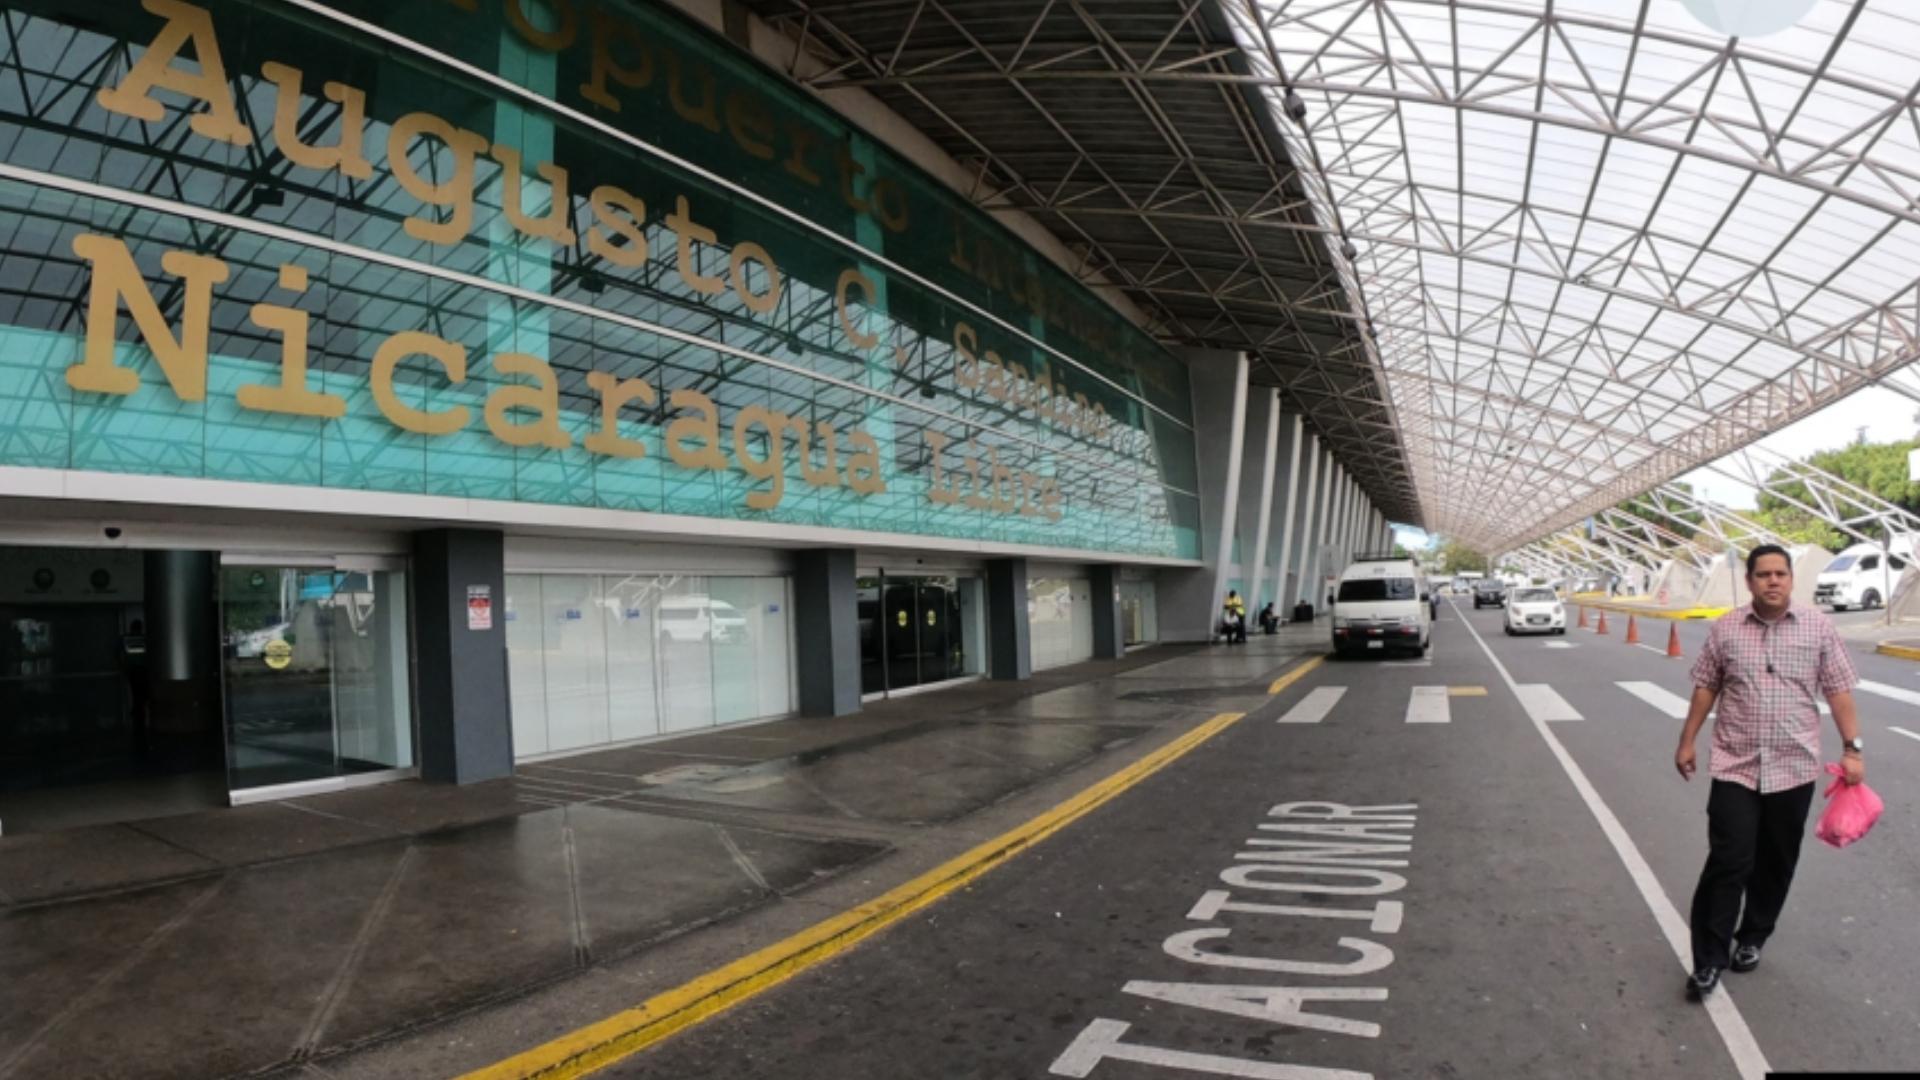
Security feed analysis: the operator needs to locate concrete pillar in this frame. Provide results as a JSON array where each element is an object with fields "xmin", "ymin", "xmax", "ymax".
[
  {"xmin": 413, "ymin": 528, "xmax": 513, "ymax": 784},
  {"xmin": 1292, "ymin": 438, "xmax": 1323, "ymax": 608},
  {"xmin": 1156, "ymin": 349, "xmax": 1252, "ymax": 642},
  {"xmin": 1308, "ymin": 459, "xmax": 1338, "ymax": 608},
  {"xmin": 1207, "ymin": 353, "xmax": 1252, "ymax": 620},
  {"xmin": 793, "ymin": 548, "xmax": 860, "ymax": 717},
  {"xmin": 1271, "ymin": 415, "xmax": 1305, "ymax": 618},
  {"xmin": 986, "ymin": 557, "xmax": 1031, "ymax": 680},
  {"xmin": 1090, "ymin": 564, "xmax": 1124, "ymax": 659},
  {"xmin": 1332, "ymin": 472, "xmax": 1352, "ymax": 570},
  {"xmin": 1245, "ymin": 389, "xmax": 1282, "ymax": 613},
  {"xmin": 1351, "ymin": 485, "xmax": 1363, "ymax": 553}
]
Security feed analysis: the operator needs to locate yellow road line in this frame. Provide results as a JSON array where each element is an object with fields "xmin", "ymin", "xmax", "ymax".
[
  {"xmin": 1268, "ymin": 655, "xmax": 1324, "ymax": 695},
  {"xmin": 463, "ymin": 654, "xmax": 1322, "ymax": 1080},
  {"xmin": 1447, "ymin": 686, "xmax": 1488, "ymax": 697}
]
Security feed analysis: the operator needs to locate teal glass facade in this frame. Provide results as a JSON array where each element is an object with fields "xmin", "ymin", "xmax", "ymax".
[{"xmin": 0, "ymin": 0, "xmax": 1200, "ymax": 558}]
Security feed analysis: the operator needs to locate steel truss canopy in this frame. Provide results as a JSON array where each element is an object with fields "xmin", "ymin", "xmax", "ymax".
[
  {"xmin": 742, "ymin": 0, "xmax": 1421, "ymax": 522},
  {"xmin": 746, "ymin": 0, "xmax": 1920, "ymax": 549}
]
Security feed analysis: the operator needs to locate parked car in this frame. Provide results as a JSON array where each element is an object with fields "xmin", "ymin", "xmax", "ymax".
[
  {"xmin": 1472, "ymin": 579, "xmax": 1508, "ymax": 608},
  {"xmin": 1816, "ymin": 540, "xmax": 1912, "ymax": 611},
  {"xmin": 1504, "ymin": 587, "xmax": 1566, "ymax": 635},
  {"xmin": 1330, "ymin": 557, "xmax": 1431, "ymax": 657}
]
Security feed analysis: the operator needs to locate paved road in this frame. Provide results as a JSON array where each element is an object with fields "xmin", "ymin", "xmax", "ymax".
[{"xmin": 614, "ymin": 599, "xmax": 1920, "ymax": 1079}]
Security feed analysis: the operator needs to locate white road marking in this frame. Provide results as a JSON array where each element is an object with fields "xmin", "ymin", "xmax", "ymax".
[
  {"xmin": 1635, "ymin": 643, "xmax": 1667, "ymax": 655},
  {"xmin": 1452, "ymin": 602, "xmax": 1771, "ymax": 1080},
  {"xmin": 1514, "ymin": 683, "xmax": 1583, "ymax": 722},
  {"xmin": 1543, "ymin": 641, "xmax": 1578, "ymax": 649},
  {"xmin": 1617, "ymin": 681, "xmax": 1690, "ymax": 719},
  {"xmin": 1381, "ymin": 658, "xmax": 1433, "ymax": 667},
  {"xmin": 1406, "ymin": 686, "xmax": 1450, "ymax": 723},
  {"xmin": 1891, "ymin": 726, "xmax": 1920, "ymax": 743},
  {"xmin": 1277, "ymin": 686, "xmax": 1346, "ymax": 725},
  {"xmin": 1857, "ymin": 679, "xmax": 1920, "ymax": 708}
]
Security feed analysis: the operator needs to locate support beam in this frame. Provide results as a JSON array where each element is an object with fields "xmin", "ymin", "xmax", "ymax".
[
  {"xmin": 1272, "ymin": 415, "xmax": 1305, "ymax": 619},
  {"xmin": 1245, "ymin": 389, "xmax": 1282, "ymax": 611}
]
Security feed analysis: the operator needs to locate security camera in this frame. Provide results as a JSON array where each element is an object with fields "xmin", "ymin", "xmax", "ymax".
[{"xmin": 103, "ymin": 525, "xmax": 123, "ymax": 540}]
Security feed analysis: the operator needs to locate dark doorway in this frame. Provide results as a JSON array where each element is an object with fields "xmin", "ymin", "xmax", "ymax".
[
  {"xmin": 855, "ymin": 571, "xmax": 984, "ymax": 696},
  {"xmin": 0, "ymin": 546, "xmax": 225, "ymax": 833}
]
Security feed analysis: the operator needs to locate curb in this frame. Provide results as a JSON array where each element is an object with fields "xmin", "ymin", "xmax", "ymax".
[
  {"xmin": 1573, "ymin": 600, "xmax": 1727, "ymax": 621},
  {"xmin": 1874, "ymin": 641, "xmax": 1920, "ymax": 661}
]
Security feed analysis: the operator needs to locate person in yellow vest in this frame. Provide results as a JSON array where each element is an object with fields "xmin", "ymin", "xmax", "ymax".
[{"xmin": 1221, "ymin": 590, "xmax": 1247, "ymax": 645}]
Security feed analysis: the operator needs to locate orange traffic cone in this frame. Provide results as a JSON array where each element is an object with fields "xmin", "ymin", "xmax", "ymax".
[
  {"xmin": 1666, "ymin": 623, "xmax": 1684, "ymax": 659},
  {"xmin": 1595, "ymin": 609, "xmax": 1609, "ymax": 634},
  {"xmin": 1577, "ymin": 606, "xmax": 1588, "ymax": 629},
  {"xmin": 1625, "ymin": 614, "xmax": 1640, "ymax": 645}
]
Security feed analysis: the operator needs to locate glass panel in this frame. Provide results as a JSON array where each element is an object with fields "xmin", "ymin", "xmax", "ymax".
[
  {"xmin": 505, "ymin": 574, "xmax": 549, "ymax": 756},
  {"xmin": 331, "ymin": 570, "xmax": 413, "ymax": 771},
  {"xmin": 882, "ymin": 578, "xmax": 918, "ymax": 690},
  {"xmin": 1069, "ymin": 579, "xmax": 1095, "ymax": 661},
  {"xmin": 918, "ymin": 578, "xmax": 954, "ymax": 683},
  {"xmin": 222, "ymin": 567, "xmax": 338, "ymax": 789},
  {"xmin": 1119, "ymin": 581, "xmax": 1157, "ymax": 646},
  {"xmin": 750, "ymin": 577, "xmax": 794, "ymax": 718},
  {"xmin": 957, "ymin": 577, "xmax": 987, "ymax": 676},
  {"xmin": 604, "ymin": 573, "xmax": 662, "ymax": 743},
  {"xmin": 0, "ymin": 3, "xmax": 1202, "ymax": 562},
  {"xmin": 708, "ymin": 577, "xmax": 759, "ymax": 725},
  {"xmin": 857, "ymin": 575, "xmax": 885, "ymax": 695},
  {"xmin": 657, "ymin": 575, "xmax": 714, "ymax": 733},
  {"xmin": 540, "ymin": 575, "xmax": 609, "ymax": 753}
]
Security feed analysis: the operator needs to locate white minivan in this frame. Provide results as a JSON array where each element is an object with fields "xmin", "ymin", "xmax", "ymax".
[
  {"xmin": 1815, "ymin": 540, "xmax": 1912, "ymax": 611},
  {"xmin": 1331, "ymin": 557, "xmax": 1432, "ymax": 656}
]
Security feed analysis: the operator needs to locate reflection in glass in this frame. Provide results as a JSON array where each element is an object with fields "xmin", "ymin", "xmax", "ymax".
[
  {"xmin": 222, "ymin": 566, "xmax": 412, "ymax": 791},
  {"xmin": 502, "ymin": 573, "xmax": 793, "ymax": 756},
  {"xmin": 858, "ymin": 571, "xmax": 984, "ymax": 694}
]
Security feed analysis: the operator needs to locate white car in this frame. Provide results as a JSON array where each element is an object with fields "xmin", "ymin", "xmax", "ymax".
[{"xmin": 1504, "ymin": 587, "xmax": 1566, "ymax": 635}]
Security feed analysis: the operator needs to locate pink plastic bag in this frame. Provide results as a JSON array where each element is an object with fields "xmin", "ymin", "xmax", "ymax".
[{"xmin": 1815, "ymin": 762, "xmax": 1884, "ymax": 849}]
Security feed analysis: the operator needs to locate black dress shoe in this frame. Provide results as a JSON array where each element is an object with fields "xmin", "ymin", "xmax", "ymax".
[
  {"xmin": 1686, "ymin": 966, "xmax": 1722, "ymax": 1000},
  {"xmin": 1731, "ymin": 944, "xmax": 1762, "ymax": 972}
]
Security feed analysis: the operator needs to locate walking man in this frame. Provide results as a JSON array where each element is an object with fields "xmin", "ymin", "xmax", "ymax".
[{"xmin": 1674, "ymin": 544, "xmax": 1866, "ymax": 999}]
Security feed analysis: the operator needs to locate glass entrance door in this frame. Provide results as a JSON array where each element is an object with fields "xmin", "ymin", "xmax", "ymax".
[
  {"xmin": 221, "ymin": 562, "xmax": 412, "ymax": 794},
  {"xmin": 857, "ymin": 571, "xmax": 984, "ymax": 697}
]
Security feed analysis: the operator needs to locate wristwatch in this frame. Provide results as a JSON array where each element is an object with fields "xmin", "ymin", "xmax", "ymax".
[{"xmin": 1841, "ymin": 737, "xmax": 1864, "ymax": 755}]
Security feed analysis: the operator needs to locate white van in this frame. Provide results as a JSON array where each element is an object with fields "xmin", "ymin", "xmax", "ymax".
[
  {"xmin": 1331, "ymin": 557, "xmax": 1432, "ymax": 656},
  {"xmin": 1815, "ymin": 539, "xmax": 1913, "ymax": 611}
]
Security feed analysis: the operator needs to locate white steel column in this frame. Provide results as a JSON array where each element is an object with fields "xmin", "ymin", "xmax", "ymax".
[
  {"xmin": 1206, "ymin": 354, "xmax": 1251, "ymax": 623},
  {"xmin": 1245, "ymin": 389, "xmax": 1282, "ymax": 611},
  {"xmin": 1307, "ymin": 456, "xmax": 1338, "ymax": 609},
  {"xmin": 1331, "ymin": 471, "xmax": 1352, "ymax": 572},
  {"xmin": 1290, "ymin": 434, "xmax": 1321, "ymax": 609},
  {"xmin": 1349, "ymin": 484, "xmax": 1365, "ymax": 558},
  {"xmin": 1271, "ymin": 415, "xmax": 1305, "ymax": 620}
]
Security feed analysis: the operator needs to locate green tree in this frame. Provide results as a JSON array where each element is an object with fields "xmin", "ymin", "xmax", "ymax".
[
  {"xmin": 1435, "ymin": 539, "xmax": 1488, "ymax": 573},
  {"xmin": 1746, "ymin": 506, "xmax": 1844, "ymax": 550}
]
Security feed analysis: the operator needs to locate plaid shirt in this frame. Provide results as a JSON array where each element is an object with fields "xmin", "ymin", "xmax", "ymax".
[{"xmin": 1690, "ymin": 602, "xmax": 1857, "ymax": 792}]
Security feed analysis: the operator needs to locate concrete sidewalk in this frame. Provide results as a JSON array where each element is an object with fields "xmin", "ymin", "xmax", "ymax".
[{"xmin": 0, "ymin": 629, "xmax": 1327, "ymax": 1080}]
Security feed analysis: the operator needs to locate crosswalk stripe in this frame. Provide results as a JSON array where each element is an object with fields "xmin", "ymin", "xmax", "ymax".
[
  {"xmin": 1857, "ymin": 679, "xmax": 1920, "ymax": 708},
  {"xmin": 1406, "ymin": 685, "xmax": 1450, "ymax": 723},
  {"xmin": 1277, "ymin": 686, "xmax": 1345, "ymax": 724},
  {"xmin": 1618, "ymin": 681, "xmax": 1690, "ymax": 719},
  {"xmin": 1515, "ymin": 683, "xmax": 1582, "ymax": 722}
]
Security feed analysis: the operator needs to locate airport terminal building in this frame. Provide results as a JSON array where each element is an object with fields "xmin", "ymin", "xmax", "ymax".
[{"xmin": 0, "ymin": 0, "xmax": 1390, "ymax": 828}]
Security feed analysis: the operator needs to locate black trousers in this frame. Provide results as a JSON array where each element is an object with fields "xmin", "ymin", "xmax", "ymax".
[{"xmin": 1689, "ymin": 778, "xmax": 1815, "ymax": 970}]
